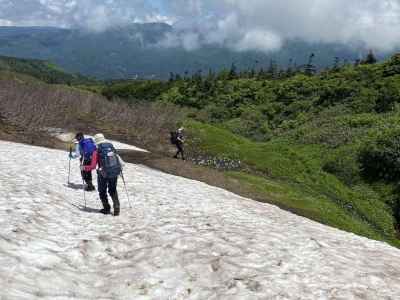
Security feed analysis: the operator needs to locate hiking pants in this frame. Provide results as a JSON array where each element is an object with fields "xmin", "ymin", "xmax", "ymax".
[
  {"xmin": 174, "ymin": 142, "xmax": 185, "ymax": 160},
  {"xmin": 80, "ymin": 157, "xmax": 93, "ymax": 185},
  {"xmin": 97, "ymin": 172, "xmax": 118, "ymax": 203}
]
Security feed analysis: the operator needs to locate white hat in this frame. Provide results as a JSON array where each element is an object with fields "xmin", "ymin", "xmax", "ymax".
[
  {"xmin": 94, "ymin": 133, "xmax": 106, "ymax": 144},
  {"xmin": 178, "ymin": 127, "xmax": 184, "ymax": 132}
]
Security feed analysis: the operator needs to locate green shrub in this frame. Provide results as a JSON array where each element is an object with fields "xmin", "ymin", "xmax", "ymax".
[
  {"xmin": 359, "ymin": 128, "xmax": 400, "ymax": 181},
  {"xmin": 375, "ymin": 78, "xmax": 400, "ymax": 113},
  {"xmin": 323, "ymin": 147, "xmax": 361, "ymax": 186}
]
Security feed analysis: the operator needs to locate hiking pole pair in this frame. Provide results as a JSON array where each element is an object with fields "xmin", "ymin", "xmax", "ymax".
[{"xmin": 120, "ymin": 171, "xmax": 132, "ymax": 208}]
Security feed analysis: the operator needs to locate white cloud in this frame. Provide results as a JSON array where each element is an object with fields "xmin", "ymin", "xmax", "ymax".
[
  {"xmin": 162, "ymin": 0, "xmax": 400, "ymax": 52},
  {"xmin": 0, "ymin": 0, "xmax": 399, "ymax": 52},
  {"xmin": 235, "ymin": 30, "xmax": 282, "ymax": 52},
  {"xmin": 0, "ymin": 18, "xmax": 13, "ymax": 26},
  {"xmin": 0, "ymin": 0, "xmax": 163, "ymax": 30}
]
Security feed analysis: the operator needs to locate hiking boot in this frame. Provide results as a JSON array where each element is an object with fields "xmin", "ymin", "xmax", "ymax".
[
  {"xmin": 111, "ymin": 194, "xmax": 120, "ymax": 216},
  {"xmin": 100, "ymin": 199, "xmax": 111, "ymax": 214},
  {"xmin": 113, "ymin": 207, "xmax": 120, "ymax": 216},
  {"xmin": 85, "ymin": 183, "xmax": 96, "ymax": 192},
  {"xmin": 99, "ymin": 208, "xmax": 111, "ymax": 215}
]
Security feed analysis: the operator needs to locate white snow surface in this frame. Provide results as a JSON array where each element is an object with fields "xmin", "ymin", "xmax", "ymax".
[{"xmin": 1, "ymin": 140, "xmax": 400, "ymax": 300}]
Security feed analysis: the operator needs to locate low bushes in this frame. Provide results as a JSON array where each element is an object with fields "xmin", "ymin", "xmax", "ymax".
[
  {"xmin": 0, "ymin": 78, "xmax": 186, "ymax": 152},
  {"xmin": 359, "ymin": 128, "xmax": 400, "ymax": 182}
]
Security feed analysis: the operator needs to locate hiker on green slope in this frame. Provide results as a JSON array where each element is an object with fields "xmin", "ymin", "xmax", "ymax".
[
  {"xmin": 84, "ymin": 133, "xmax": 124, "ymax": 216},
  {"xmin": 171, "ymin": 127, "xmax": 185, "ymax": 160},
  {"xmin": 69, "ymin": 132, "xmax": 96, "ymax": 191}
]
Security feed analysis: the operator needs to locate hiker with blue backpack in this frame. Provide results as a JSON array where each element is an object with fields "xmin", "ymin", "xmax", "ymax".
[
  {"xmin": 69, "ymin": 132, "xmax": 97, "ymax": 191},
  {"xmin": 83, "ymin": 133, "xmax": 124, "ymax": 216}
]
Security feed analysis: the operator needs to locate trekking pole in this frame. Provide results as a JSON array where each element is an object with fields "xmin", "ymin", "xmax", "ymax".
[
  {"xmin": 120, "ymin": 171, "xmax": 132, "ymax": 208},
  {"xmin": 81, "ymin": 153, "xmax": 87, "ymax": 209},
  {"xmin": 83, "ymin": 177, "xmax": 86, "ymax": 209},
  {"xmin": 67, "ymin": 145, "xmax": 72, "ymax": 184}
]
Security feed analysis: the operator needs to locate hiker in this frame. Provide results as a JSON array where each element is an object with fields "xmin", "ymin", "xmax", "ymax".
[
  {"xmin": 69, "ymin": 132, "xmax": 96, "ymax": 191},
  {"xmin": 84, "ymin": 133, "xmax": 123, "ymax": 216},
  {"xmin": 171, "ymin": 127, "xmax": 185, "ymax": 160}
]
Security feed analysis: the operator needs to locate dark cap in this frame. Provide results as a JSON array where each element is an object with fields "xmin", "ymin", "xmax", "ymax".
[{"xmin": 75, "ymin": 132, "xmax": 84, "ymax": 141}]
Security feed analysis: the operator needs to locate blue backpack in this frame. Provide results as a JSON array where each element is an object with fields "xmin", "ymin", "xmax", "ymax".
[
  {"xmin": 97, "ymin": 142, "xmax": 122, "ymax": 178},
  {"xmin": 79, "ymin": 138, "xmax": 96, "ymax": 159}
]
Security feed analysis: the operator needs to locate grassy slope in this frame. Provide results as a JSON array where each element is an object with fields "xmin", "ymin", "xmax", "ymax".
[
  {"xmin": 186, "ymin": 120, "xmax": 399, "ymax": 247},
  {"xmin": 0, "ymin": 55, "xmax": 94, "ymax": 85}
]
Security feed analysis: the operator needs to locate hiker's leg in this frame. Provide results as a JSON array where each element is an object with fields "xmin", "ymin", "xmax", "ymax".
[
  {"xmin": 108, "ymin": 177, "xmax": 120, "ymax": 216},
  {"xmin": 177, "ymin": 143, "xmax": 185, "ymax": 160},
  {"xmin": 83, "ymin": 158, "xmax": 95, "ymax": 190},
  {"xmin": 97, "ymin": 174, "xmax": 110, "ymax": 213},
  {"xmin": 174, "ymin": 145, "xmax": 179, "ymax": 158}
]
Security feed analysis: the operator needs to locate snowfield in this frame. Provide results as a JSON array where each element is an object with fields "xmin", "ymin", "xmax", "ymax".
[{"xmin": 1, "ymin": 140, "xmax": 400, "ymax": 300}]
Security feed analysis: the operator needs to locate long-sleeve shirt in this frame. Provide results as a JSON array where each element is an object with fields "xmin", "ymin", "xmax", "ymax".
[{"xmin": 70, "ymin": 143, "xmax": 81, "ymax": 159}]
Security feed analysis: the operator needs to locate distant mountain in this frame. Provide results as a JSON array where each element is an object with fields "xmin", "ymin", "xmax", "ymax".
[{"xmin": 0, "ymin": 24, "xmax": 393, "ymax": 79}]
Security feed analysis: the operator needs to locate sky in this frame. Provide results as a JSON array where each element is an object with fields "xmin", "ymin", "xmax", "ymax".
[{"xmin": 0, "ymin": 0, "xmax": 399, "ymax": 52}]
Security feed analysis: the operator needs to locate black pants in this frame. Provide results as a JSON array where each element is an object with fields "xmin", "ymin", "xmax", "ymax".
[
  {"xmin": 80, "ymin": 157, "xmax": 93, "ymax": 185},
  {"xmin": 174, "ymin": 142, "xmax": 185, "ymax": 160},
  {"xmin": 97, "ymin": 173, "xmax": 119, "ymax": 210}
]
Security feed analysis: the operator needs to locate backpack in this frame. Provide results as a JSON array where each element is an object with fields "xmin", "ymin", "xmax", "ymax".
[
  {"xmin": 170, "ymin": 131, "xmax": 178, "ymax": 145},
  {"xmin": 97, "ymin": 142, "xmax": 122, "ymax": 178},
  {"xmin": 79, "ymin": 138, "xmax": 96, "ymax": 159}
]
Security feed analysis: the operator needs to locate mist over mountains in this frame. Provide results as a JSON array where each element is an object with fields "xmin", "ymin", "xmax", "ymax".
[{"xmin": 0, "ymin": 23, "xmax": 392, "ymax": 79}]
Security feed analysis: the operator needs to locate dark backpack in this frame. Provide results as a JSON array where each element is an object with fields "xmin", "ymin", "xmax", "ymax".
[
  {"xmin": 97, "ymin": 142, "xmax": 122, "ymax": 178},
  {"xmin": 79, "ymin": 138, "xmax": 96, "ymax": 159},
  {"xmin": 170, "ymin": 131, "xmax": 178, "ymax": 145}
]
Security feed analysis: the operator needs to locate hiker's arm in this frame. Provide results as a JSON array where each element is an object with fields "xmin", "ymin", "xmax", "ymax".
[
  {"xmin": 84, "ymin": 151, "xmax": 98, "ymax": 172},
  {"xmin": 70, "ymin": 143, "xmax": 81, "ymax": 159}
]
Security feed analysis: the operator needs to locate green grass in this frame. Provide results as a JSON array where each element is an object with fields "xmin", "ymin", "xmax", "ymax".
[{"xmin": 186, "ymin": 120, "xmax": 400, "ymax": 247}]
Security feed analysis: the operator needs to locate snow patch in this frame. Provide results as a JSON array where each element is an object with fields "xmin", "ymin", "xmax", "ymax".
[{"xmin": 1, "ymin": 140, "xmax": 400, "ymax": 299}]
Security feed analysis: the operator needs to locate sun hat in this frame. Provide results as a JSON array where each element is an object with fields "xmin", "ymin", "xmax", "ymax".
[{"xmin": 94, "ymin": 133, "xmax": 106, "ymax": 144}]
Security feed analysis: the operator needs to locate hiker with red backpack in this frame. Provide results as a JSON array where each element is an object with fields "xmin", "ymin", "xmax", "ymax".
[
  {"xmin": 84, "ymin": 133, "xmax": 124, "ymax": 216},
  {"xmin": 69, "ymin": 132, "xmax": 96, "ymax": 191}
]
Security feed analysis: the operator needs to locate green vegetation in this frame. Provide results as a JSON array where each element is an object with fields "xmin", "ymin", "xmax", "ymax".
[
  {"xmin": 102, "ymin": 80, "xmax": 170, "ymax": 102},
  {"xmin": 186, "ymin": 120, "xmax": 399, "ymax": 245},
  {"xmin": 100, "ymin": 53, "xmax": 400, "ymax": 246},
  {"xmin": 0, "ymin": 55, "xmax": 95, "ymax": 85}
]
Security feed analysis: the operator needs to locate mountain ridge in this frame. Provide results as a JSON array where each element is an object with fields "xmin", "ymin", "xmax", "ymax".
[{"xmin": 0, "ymin": 23, "xmax": 390, "ymax": 79}]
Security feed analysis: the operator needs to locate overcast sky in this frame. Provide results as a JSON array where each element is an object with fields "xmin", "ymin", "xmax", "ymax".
[{"xmin": 0, "ymin": 0, "xmax": 399, "ymax": 52}]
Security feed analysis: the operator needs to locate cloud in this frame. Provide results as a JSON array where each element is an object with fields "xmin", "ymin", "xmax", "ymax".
[
  {"xmin": 0, "ymin": 0, "xmax": 399, "ymax": 52},
  {"xmin": 161, "ymin": 0, "xmax": 400, "ymax": 52},
  {"xmin": 0, "ymin": 0, "xmax": 167, "ymax": 30},
  {"xmin": 0, "ymin": 18, "xmax": 13, "ymax": 26}
]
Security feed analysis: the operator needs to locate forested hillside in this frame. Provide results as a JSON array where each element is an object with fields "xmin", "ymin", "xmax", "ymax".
[
  {"xmin": 0, "ymin": 55, "xmax": 95, "ymax": 84},
  {"xmin": 101, "ymin": 53, "xmax": 400, "ymax": 246}
]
